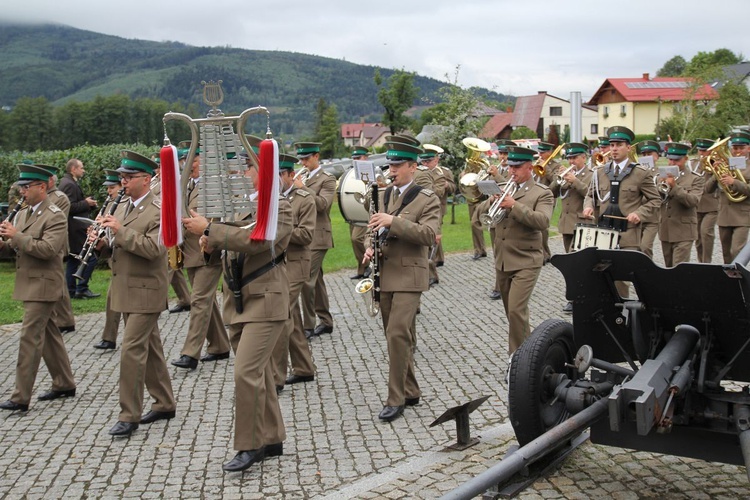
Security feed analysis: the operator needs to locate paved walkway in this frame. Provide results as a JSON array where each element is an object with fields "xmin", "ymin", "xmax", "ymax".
[{"xmin": 0, "ymin": 235, "xmax": 747, "ymax": 498}]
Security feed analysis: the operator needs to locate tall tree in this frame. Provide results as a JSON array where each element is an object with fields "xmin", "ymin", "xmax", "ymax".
[
  {"xmin": 374, "ymin": 69, "xmax": 418, "ymax": 135},
  {"xmin": 317, "ymin": 102, "xmax": 343, "ymax": 158},
  {"xmin": 10, "ymin": 97, "xmax": 55, "ymax": 151},
  {"xmin": 657, "ymin": 55, "xmax": 687, "ymax": 77},
  {"xmin": 685, "ymin": 48, "xmax": 743, "ymax": 77}
]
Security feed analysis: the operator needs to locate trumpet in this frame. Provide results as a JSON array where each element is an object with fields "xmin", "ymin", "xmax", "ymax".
[
  {"xmin": 479, "ymin": 181, "xmax": 518, "ymax": 228},
  {"xmin": 655, "ymin": 176, "xmax": 671, "ymax": 196},
  {"xmin": 293, "ymin": 167, "xmax": 309, "ymax": 184},
  {"xmin": 594, "ymin": 151, "xmax": 611, "ymax": 166},
  {"xmin": 555, "ymin": 165, "xmax": 577, "ymax": 188}
]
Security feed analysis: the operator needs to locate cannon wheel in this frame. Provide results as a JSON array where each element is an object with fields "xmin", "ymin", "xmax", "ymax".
[{"xmin": 509, "ymin": 318, "xmax": 577, "ymax": 446}]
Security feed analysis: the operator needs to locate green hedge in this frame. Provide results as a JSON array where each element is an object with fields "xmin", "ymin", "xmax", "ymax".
[{"xmin": 0, "ymin": 143, "xmax": 157, "ymax": 203}]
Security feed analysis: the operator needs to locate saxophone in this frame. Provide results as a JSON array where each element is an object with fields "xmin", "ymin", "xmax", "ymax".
[{"xmin": 355, "ymin": 183, "xmax": 381, "ymax": 317}]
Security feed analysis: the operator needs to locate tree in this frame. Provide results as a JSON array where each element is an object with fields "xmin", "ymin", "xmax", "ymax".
[
  {"xmin": 657, "ymin": 55, "xmax": 687, "ymax": 77},
  {"xmin": 374, "ymin": 69, "xmax": 418, "ymax": 135},
  {"xmin": 10, "ymin": 97, "xmax": 55, "ymax": 151},
  {"xmin": 313, "ymin": 100, "xmax": 343, "ymax": 158},
  {"xmin": 685, "ymin": 48, "xmax": 742, "ymax": 77},
  {"xmin": 511, "ymin": 126, "xmax": 537, "ymax": 140}
]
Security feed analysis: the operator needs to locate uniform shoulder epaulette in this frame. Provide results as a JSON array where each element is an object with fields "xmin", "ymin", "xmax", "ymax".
[
  {"xmin": 296, "ymin": 189, "xmax": 310, "ymax": 197},
  {"xmin": 152, "ymin": 199, "xmax": 161, "ymax": 209},
  {"xmin": 420, "ymin": 188, "xmax": 435, "ymax": 196},
  {"xmin": 417, "ymin": 165, "xmax": 429, "ymax": 171},
  {"xmin": 48, "ymin": 204, "xmax": 62, "ymax": 213},
  {"xmin": 632, "ymin": 163, "xmax": 647, "ymax": 171},
  {"xmin": 535, "ymin": 182, "xmax": 551, "ymax": 190},
  {"xmin": 322, "ymin": 170, "xmax": 334, "ymax": 178}
]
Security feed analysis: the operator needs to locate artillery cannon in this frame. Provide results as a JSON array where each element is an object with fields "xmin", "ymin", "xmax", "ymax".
[{"xmin": 444, "ymin": 244, "xmax": 750, "ymax": 499}]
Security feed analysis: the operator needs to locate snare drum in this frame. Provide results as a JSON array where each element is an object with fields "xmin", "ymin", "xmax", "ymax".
[
  {"xmin": 337, "ymin": 167, "xmax": 369, "ymax": 226},
  {"xmin": 572, "ymin": 224, "xmax": 621, "ymax": 251}
]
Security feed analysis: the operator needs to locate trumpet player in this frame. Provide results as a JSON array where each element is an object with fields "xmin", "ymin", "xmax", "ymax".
[
  {"xmin": 487, "ymin": 140, "xmax": 512, "ymax": 300},
  {"xmin": 477, "ymin": 146, "xmax": 554, "ymax": 358},
  {"xmin": 706, "ymin": 131, "xmax": 750, "ymax": 263},
  {"xmin": 635, "ymin": 140, "xmax": 662, "ymax": 259},
  {"xmin": 658, "ymin": 143, "xmax": 704, "ymax": 267},
  {"xmin": 694, "ymin": 139, "xmax": 718, "ymax": 263},
  {"xmin": 0, "ymin": 164, "xmax": 76, "ymax": 413},
  {"xmin": 583, "ymin": 127, "xmax": 660, "ymax": 297},
  {"xmin": 362, "ymin": 141, "xmax": 440, "ymax": 423}
]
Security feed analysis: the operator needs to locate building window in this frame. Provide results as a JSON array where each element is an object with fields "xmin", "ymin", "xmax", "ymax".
[
  {"xmin": 603, "ymin": 106, "xmax": 609, "ymax": 118},
  {"xmin": 550, "ymin": 106, "xmax": 562, "ymax": 116},
  {"xmin": 591, "ymin": 124, "xmax": 598, "ymax": 134},
  {"xmin": 620, "ymin": 104, "xmax": 627, "ymax": 117}
]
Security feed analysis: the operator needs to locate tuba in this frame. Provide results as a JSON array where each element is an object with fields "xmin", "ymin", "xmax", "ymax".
[
  {"xmin": 459, "ymin": 137, "xmax": 491, "ymax": 202},
  {"xmin": 704, "ymin": 137, "xmax": 748, "ymax": 203}
]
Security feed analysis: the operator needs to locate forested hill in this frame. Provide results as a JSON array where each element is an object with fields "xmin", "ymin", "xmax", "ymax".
[{"xmin": 0, "ymin": 23, "xmax": 511, "ymax": 137}]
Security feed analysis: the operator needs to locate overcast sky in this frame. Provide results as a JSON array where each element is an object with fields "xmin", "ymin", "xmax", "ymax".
[{"xmin": 4, "ymin": 0, "xmax": 749, "ymax": 101}]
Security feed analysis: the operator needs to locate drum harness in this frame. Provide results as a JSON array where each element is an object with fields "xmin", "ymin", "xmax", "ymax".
[{"xmin": 596, "ymin": 162, "xmax": 633, "ymax": 232}]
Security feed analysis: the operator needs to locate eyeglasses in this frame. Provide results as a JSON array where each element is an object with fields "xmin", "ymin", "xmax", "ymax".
[
  {"xmin": 119, "ymin": 174, "xmax": 148, "ymax": 182},
  {"xmin": 19, "ymin": 182, "xmax": 44, "ymax": 190}
]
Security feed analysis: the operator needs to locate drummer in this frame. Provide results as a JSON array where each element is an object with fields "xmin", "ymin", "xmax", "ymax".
[{"xmin": 349, "ymin": 147, "xmax": 371, "ymax": 280}]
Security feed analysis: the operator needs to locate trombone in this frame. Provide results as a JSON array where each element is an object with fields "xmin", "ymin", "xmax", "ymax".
[{"xmin": 532, "ymin": 144, "xmax": 565, "ymax": 178}]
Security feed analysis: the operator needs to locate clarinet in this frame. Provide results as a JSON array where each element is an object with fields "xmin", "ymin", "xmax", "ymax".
[
  {"xmin": 72, "ymin": 188, "xmax": 125, "ymax": 280},
  {"xmin": 1, "ymin": 196, "xmax": 26, "ymax": 241}
]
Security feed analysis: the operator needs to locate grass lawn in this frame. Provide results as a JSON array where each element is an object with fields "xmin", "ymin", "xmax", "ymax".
[{"xmin": 0, "ymin": 200, "xmax": 561, "ymax": 325}]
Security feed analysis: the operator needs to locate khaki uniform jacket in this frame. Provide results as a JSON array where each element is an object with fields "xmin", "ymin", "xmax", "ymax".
[
  {"xmin": 9, "ymin": 198, "xmax": 67, "ymax": 302},
  {"xmin": 479, "ymin": 182, "xmax": 554, "ymax": 272},
  {"xmin": 583, "ymin": 162, "xmax": 661, "ymax": 248},
  {"xmin": 183, "ymin": 179, "xmax": 221, "ymax": 268},
  {"xmin": 640, "ymin": 165, "xmax": 661, "ymax": 225},
  {"xmin": 48, "ymin": 187, "xmax": 71, "ymax": 253},
  {"xmin": 208, "ymin": 199, "xmax": 293, "ymax": 325},
  {"xmin": 428, "ymin": 167, "xmax": 446, "ymax": 199},
  {"xmin": 302, "ymin": 169, "xmax": 335, "ymax": 250},
  {"xmin": 285, "ymin": 187, "xmax": 316, "ymax": 284},
  {"xmin": 106, "ymin": 191, "xmax": 169, "ymax": 313},
  {"xmin": 697, "ymin": 176, "xmax": 719, "ymax": 212},
  {"xmin": 414, "ymin": 166, "xmax": 434, "ymax": 191},
  {"xmin": 365, "ymin": 186, "xmax": 441, "ymax": 293},
  {"xmin": 705, "ymin": 162, "xmax": 750, "ymax": 227},
  {"xmin": 659, "ymin": 170, "xmax": 704, "ymax": 242},
  {"xmin": 550, "ymin": 167, "xmax": 593, "ymax": 235},
  {"xmin": 540, "ymin": 159, "xmax": 562, "ymax": 186}
]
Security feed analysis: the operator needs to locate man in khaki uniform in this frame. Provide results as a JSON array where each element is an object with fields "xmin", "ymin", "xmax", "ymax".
[
  {"xmin": 487, "ymin": 141, "xmax": 512, "ymax": 300},
  {"xmin": 419, "ymin": 145, "xmax": 447, "ymax": 285},
  {"xmin": 635, "ymin": 140, "xmax": 662, "ymax": 259},
  {"xmin": 535, "ymin": 142, "xmax": 561, "ymax": 262},
  {"xmin": 172, "ymin": 147, "xmax": 231, "ymax": 370},
  {"xmin": 705, "ymin": 131, "xmax": 750, "ymax": 263},
  {"xmin": 476, "ymin": 146, "xmax": 554, "ymax": 356},
  {"xmin": 0, "ymin": 164, "xmax": 76, "ymax": 412},
  {"xmin": 45, "ymin": 170, "xmax": 76, "ymax": 333},
  {"xmin": 549, "ymin": 142, "xmax": 593, "ymax": 312},
  {"xmin": 183, "ymin": 154, "xmax": 293, "ymax": 472},
  {"xmin": 658, "ymin": 142, "xmax": 704, "ymax": 266},
  {"xmin": 97, "ymin": 151, "xmax": 176, "ymax": 437},
  {"xmin": 693, "ymin": 139, "xmax": 719, "ymax": 263},
  {"xmin": 296, "ymin": 142, "xmax": 336, "ymax": 338},
  {"xmin": 271, "ymin": 154, "xmax": 316, "ymax": 389},
  {"xmin": 93, "ymin": 170, "xmax": 125, "ymax": 350},
  {"xmin": 363, "ymin": 141, "xmax": 441, "ymax": 423},
  {"xmin": 349, "ymin": 147, "xmax": 370, "ymax": 280},
  {"xmin": 583, "ymin": 126, "xmax": 661, "ymax": 297}
]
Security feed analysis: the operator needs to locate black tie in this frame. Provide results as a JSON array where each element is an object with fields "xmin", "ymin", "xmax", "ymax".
[
  {"xmin": 393, "ymin": 188, "xmax": 400, "ymax": 202},
  {"xmin": 188, "ymin": 178, "xmax": 196, "ymax": 195},
  {"xmin": 614, "ymin": 165, "xmax": 620, "ymax": 177}
]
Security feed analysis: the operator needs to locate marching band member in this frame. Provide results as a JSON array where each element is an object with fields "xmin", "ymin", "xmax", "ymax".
[
  {"xmin": 419, "ymin": 144, "xmax": 447, "ymax": 286},
  {"xmin": 363, "ymin": 141, "xmax": 440, "ymax": 423},
  {"xmin": 0, "ymin": 164, "xmax": 76, "ymax": 412},
  {"xmin": 487, "ymin": 140, "xmax": 513, "ymax": 301},
  {"xmin": 635, "ymin": 140, "xmax": 662, "ymax": 259},
  {"xmin": 45, "ymin": 169, "xmax": 76, "ymax": 334},
  {"xmin": 658, "ymin": 142, "xmax": 704, "ymax": 267},
  {"xmin": 583, "ymin": 126, "xmax": 660, "ymax": 298},
  {"xmin": 535, "ymin": 142, "xmax": 561, "ymax": 263},
  {"xmin": 693, "ymin": 138, "xmax": 718, "ymax": 263},
  {"xmin": 349, "ymin": 147, "xmax": 371, "ymax": 280}
]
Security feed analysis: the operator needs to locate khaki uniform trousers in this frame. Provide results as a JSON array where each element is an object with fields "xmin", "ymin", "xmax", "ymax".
[
  {"xmin": 229, "ymin": 320, "xmax": 286, "ymax": 451},
  {"xmin": 102, "ymin": 284, "xmax": 122, "ymax": 344},
  {"xmin": 380, "ymin": 291, "xmax": 421, "ymax": 407},
  {"xmin": 562, "ymin": 233, "xmax": 575, "ymax": 253},
  {"xmin": 719, "ymin": 226, "xmax": 750, "ymax": 264},
  {"xmin": 169, "ymin": 268, "xmax": 191, "ymax": 307},
  {"xmin": 301, "ymin": 249, "xmax": 332, "ymax": 329},
  {"xmin": 350, "ymin": 224, "xmax": 368, "ymax": 275},
  {"xmin": 272, "ymin": 278, "xmax": 315, "ymax": 385},
  {"xmin": 11, "ymin": 301, "xmax": 76, "ymax": 405},
  {"xmin": 490, "ymin": 227, "xmax": 500, "ymax": 291},
  {"xmin": 51, "ymin": 288, "xmax": 75, "ymax": 329},
  {"xmin": 118, "ymin": 312, "xmax": 175, "ymax": 422},
  {"xmin": 639, "ymin": 222, "xmax": 659, "ymax": 259},
  {"xmin": 661, "ymin": 240, "xmax": 693, "ymax": 268},
  {"xmin": 696, "ymin": 211, "xmax": 717, "ymax": 263},
  {"xmin": 497, "ymin": 266, "xmax": 542, "ymax": 356},
  {"xmin": 181, "ymin": 265, "xmax": 230, "ymax": 359},
  {"xmin": 467, "ymin": 201, "xmax": 486, "ymax": 255}
]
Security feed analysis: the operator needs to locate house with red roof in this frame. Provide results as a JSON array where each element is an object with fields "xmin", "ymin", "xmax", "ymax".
[{"xmin": 587, "ymin": 73, "xmax": 718, "ymax": 137}]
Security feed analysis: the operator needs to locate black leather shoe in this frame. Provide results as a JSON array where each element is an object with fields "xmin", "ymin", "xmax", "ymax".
[
  {"xmin": 436, "ymin": 261, "xmax": 444, "ymax": 267},
  {"xmin": 0, "ymin": 400, "xmax": 28, "ymax": 411},
  {"xmin": 285, "ymin": 374, "xmax": 314, "ymax": 385},
  {"xmin": 350, "ymin": 274, "xmax": 364, "ymax": 280},
  {"xmin": 171, "ymin": 355, "xmax": 198, "ymax": 370},
  {"xmin": 378, "ymin": 405, "xmax": 404, "ymax": 422},
  {"xmin": 38, "ymin": 388, "xmax": 75, "ymax": 401},
  {"xmin": 304, "ymin": 329, "xmax": 314, "ymax": 340},
  {"xmin": 94, "ymin": 340, "xmax": 116, "ymax": 350},
  {"xmin": 265, "ymin": 442, "xmax": 283, "ymax": 457},
  {"xmin": 75, "ymin": 289, "xmax": 101, "ymax": 299},
  {"xmin": 313, "ymin": 324, "xmax": 333, "ymax": 336},
  {"xmin": 563, "ymin": 301, "xmax": 574, "ymax": 313},
  {"xmin": 429, "ymin": 278, "xmax": 439, "ymax": 286},
  {"xmin": 223, "ymin": 449, "xmax": 265, "ymax": 472},
  {"xmin": 59, "ymin": 325, "xmax": 75, "ymax": 334},
  {"xmin": 471, "ymin": 253, "xmax": 487, "ymax": 261},
  {"xmin": 405, "ymin": 397, "xmax": 420, "ymax": 406},
  {"xmin": 276, "ymin": 385, "xmax": 284, "ymax": 395},
  {"xmin": 109, "ymin": 421, "xmax": 138, "ymax": 437},
  {"xmin": 169, "ymin": 304, "xmax": 191, "ymax": 313},
  {"xmin": 140, "ymin": 410, "xmax": 176, "ymax": 424},
  {"xmin": 489, "ymin": 290, "xmax": 502, "ymax": 300},
  {"xmin": 200, "ymin": 352, "xmax": 230, "ymax": 362}
]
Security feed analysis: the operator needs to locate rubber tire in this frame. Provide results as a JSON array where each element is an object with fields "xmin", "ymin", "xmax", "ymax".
[{"xmin": 508, "ymin": 318, "xmax": 577, "ymax": 446}]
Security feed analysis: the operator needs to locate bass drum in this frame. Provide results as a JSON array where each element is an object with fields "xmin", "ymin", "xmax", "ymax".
[{"xmin": 337, "ymin": 167, "xmax": 370, "ymax": 227}]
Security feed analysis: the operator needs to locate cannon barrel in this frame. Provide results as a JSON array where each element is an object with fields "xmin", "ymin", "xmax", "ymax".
[{"xmin": 440, "ymin": 397, "xmax": 609, "ymax": 500}]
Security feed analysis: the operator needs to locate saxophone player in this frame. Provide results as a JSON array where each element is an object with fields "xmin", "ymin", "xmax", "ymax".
[
  {"xmin": 705, "ymin": 131, "xmax": 750, "ymax": 263},
  {"xmin": 362, "ymin": 141, "xmax": 440, "ymax": 423}
]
